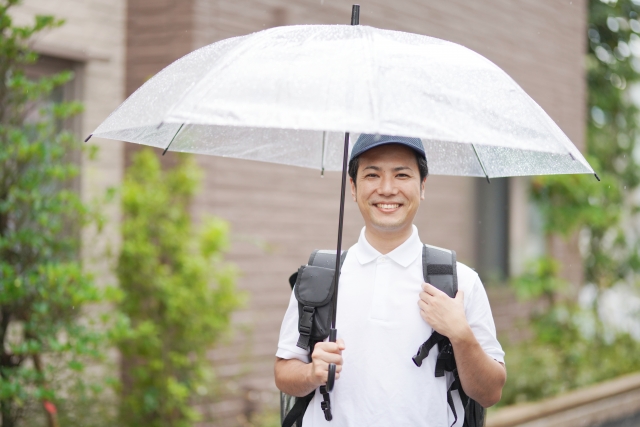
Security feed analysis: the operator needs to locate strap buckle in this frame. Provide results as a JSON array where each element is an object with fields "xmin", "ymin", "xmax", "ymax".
[
  {"xmin": 319, "ymin": 385, "xmax": 332, "ymax": 421},
  {"xmin": 299, "ymin": 306, "xmax": 315, "ymax": 336}
]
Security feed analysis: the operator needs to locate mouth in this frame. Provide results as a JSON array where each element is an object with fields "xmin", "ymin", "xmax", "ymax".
[{"xmin": 373, "ymin": 202, "xmax": 402, "ymax": 212}]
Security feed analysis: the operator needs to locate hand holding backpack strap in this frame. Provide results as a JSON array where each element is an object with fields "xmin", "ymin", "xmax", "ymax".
[
  {"xmin": 422, "ymin": 244, "xmax": 458, "ymax": 298},
  {"xmin": 413, "ymin": 244, "xmax": 486, "ymax": 427},
  {"xmin": 412, "ymin": 244, "xmax": 458, "ymax": 367}
]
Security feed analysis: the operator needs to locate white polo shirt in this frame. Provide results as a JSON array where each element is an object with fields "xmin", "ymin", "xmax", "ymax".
[{"xmin": 276, "ymin": 225, "xmax": 505, "ymax": 427}]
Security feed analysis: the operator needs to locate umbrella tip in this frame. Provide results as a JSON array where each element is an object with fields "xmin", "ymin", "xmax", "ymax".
[
  {"xmin": 351, "ymin": 5, "xmax": 360, "ymax": 25},
  {"xmin": 594, "ymin": 172, "xmax": 601, "ymax": 182},
  {"xmin": 84, "ymin": 134, "xmax": 92, "ymax": 143}
]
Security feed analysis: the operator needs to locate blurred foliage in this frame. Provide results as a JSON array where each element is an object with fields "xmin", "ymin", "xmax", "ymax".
[
  {"xmin": 501, "ymin": 263, "xmax": 640, "ymax": 406},
  {"xmin": 114, "ymin": 149, "xmax": 243, "ymax": 427},
  {"xmin": 510, "ymin": 257, "xmax": 568, "ymax": 303},
  {"xmin": 244, "ymin": 409, "xmax": 280, "ymax": 427},
  {"xmin": 532, "ymin": 0, "xmax": 640, "ymax": 289},
  {"xmin": 0, "ymin": 1, "xmax": 114, "ymax": 426},
  {"xmin": 502, "ymin": 0, "xmax": 640, "ymax": 407}
]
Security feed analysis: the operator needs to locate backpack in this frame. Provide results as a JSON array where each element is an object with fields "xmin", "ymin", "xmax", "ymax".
[{"xmin": 280, "ymin": 246, "xmax": 485, "ymax": 427}]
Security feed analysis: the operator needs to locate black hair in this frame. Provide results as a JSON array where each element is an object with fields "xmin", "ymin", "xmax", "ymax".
[{"xmin": 348, "ymin": 147, "xmax": 429, "ymax": 186}]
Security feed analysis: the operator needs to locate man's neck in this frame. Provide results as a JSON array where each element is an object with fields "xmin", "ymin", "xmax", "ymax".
[{"xmin": 364, "ymin": 224, "xmax": 414, "ymax": 255}]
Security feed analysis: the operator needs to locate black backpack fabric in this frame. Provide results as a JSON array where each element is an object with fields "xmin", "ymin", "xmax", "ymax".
[
  {"xmin": 281, "ymin": 250, "xmax": 348, "ymax": 427},
  {"xmin": 280, "ymin": 245, "xmax": 485, "ymax": 427},
  {"xmin": 412, "ymin": 245, "xmax": 486, "ymax": 427}
]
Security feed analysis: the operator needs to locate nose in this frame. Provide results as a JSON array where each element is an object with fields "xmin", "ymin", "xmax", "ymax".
[{"xmin": 377, "ymin": 174, "xmax": 398, "ymax": 196}]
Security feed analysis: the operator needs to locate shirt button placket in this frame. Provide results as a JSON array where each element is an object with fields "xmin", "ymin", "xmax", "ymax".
[{"xmin": 370, "ymin": 256, "xmax": 390, "ymax": 321}]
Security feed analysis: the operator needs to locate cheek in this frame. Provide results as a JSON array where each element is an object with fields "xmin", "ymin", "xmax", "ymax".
[
  {"xmin": 404, "ymin": 186, "xmax": 422, "ymax": 205},
  {"xmin": 356, "ymin": 185, "xmax": 375, "ymax": 203}
]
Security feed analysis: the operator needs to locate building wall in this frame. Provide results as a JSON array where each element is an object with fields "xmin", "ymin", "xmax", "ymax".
[
  {"xmin": 123, "ymin": 1, "xmax": 587, "ymax": 425},
  {"xmin": 10, "ymin": 0, "xmax": 127, "ymax": 289}
]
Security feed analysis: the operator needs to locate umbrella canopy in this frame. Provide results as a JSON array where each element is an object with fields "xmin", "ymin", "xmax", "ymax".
[{"xmin": 91, "ymin": 24, "xmax": 593, "ymax": 180}]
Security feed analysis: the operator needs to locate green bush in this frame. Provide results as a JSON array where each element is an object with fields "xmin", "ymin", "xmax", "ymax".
[
  {"xmin": 115, "ymin": 149, "xmax": 243, "ymax": 427},
  {"xmin": 0, "ymin": 2, "xmax": 113, "ymax": 426}
]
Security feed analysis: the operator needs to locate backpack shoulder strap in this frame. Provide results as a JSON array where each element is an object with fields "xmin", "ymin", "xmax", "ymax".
[
  {"xmin": 283, "ymin": 250, "xmax": 348, "ymax": 426},
  {"xmin": 422, "ymin": 244, "xmax": 457, "ymax": 298},
  {"xmin": 287, "ymin": 250, "xmax": 348, "ymax": 290},
  {"xmin": 292, "ymin": 249, "xmax": 349, "ymax": 350},
  {"xmin": 412, "ymin": 243, "xmax": 458, "ymax": 368},
  {"xmin": 308, "ymin": 249, "xmax": 348, "ymax": 268},
  {"xmin": 418, "ymin": 245, "xmax": 485, "ymax": 427}
]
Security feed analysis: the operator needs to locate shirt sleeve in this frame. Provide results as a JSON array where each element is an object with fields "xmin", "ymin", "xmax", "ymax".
[
  {"xmin": 276, "ymin": 289, "xmax": 310, "ymax": 363},
  {"xmin": 462, "ymin": 271, "xmax": 506, "ymax": 365}
]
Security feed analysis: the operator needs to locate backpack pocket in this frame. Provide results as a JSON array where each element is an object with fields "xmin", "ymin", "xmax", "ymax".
[{"xmin": 294, "ymin": 265, "xmax": 336, "ymax": 349}]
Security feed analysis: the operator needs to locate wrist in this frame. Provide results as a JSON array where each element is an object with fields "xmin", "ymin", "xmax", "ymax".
[
  {"xmin": 306, "ymin": 361, "xmax": 320, "ymax": 388},
  {"xmin": 448, "ymin": 323, "xmax": 473, "ymax": 347}
]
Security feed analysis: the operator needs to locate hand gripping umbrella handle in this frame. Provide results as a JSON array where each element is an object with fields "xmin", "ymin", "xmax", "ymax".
[{"xmin": 327, "ymin": 328, "xmax": 337, "ymax": 392}]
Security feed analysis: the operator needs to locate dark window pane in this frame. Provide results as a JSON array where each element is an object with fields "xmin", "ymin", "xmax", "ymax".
[{"xmin": 476, "ymin": 177, "xmax": 509, "ymax": 285}]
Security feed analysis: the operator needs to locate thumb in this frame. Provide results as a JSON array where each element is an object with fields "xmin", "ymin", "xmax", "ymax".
[
  {"xmin": 455, "ymin": 290, "xmax": 465, "ymax": 304},
  {"xmin": 337, "ymin": 338, "xmax": 346, "ymax": 350}
]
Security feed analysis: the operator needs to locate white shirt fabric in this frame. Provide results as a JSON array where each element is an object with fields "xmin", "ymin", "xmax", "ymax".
[{"xmin": 276, "ymin": 225, "xmax": 505, "ymax": 427}]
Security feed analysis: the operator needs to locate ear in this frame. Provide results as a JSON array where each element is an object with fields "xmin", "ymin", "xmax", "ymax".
[
  {"xmin": 350, "ymin": 177, "xmax": 357, "ymax": 202},
  {"xmin": 420, "ymin": 177, "xmax": 426, "ymax": 200}
]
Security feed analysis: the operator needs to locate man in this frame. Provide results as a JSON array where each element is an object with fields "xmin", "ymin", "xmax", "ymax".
[{"xmin": 275, "ymin": 134, "xmax": 506, "ymax": 426}]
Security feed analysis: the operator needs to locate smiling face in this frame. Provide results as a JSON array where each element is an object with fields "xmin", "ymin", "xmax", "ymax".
[{"xmin": 350, "ymin": 144, "xmax": 426, "ymax": 237}]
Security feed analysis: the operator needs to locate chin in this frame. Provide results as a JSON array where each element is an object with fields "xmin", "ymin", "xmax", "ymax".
[{"xmin": 370, "ymin": 218, "xmax": 408, "ymax": 231}]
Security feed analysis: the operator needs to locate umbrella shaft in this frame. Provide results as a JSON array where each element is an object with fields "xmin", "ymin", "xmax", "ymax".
[{"xmin": 331, "ymin": 132, "xmax": 350, "ymax": 330}]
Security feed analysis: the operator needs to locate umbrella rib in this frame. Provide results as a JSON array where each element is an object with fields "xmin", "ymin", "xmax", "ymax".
[
  {"xmin": 321, "ymin": 131, "xmax": 328, "ymax": 176},
  {"xmin": 472, "ymin": 143, "xmax": 491, "ymax": 183},
  {"xmin": 162, "ymin": 123, "xmax": 185, "ymax": 156}
]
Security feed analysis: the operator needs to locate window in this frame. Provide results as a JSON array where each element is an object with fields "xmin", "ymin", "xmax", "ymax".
[
  {"xmin": 25, "ymin": 54, "xmax": 83, "ymax": 192},
  {"xmin": 475, "ymin": 178, "xmax": 510, "ymax": 285}
]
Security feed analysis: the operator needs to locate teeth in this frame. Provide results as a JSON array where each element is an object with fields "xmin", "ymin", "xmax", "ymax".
[{"xmin": 378, "ymin": 204, "xmax": 399, "ymax": 209}]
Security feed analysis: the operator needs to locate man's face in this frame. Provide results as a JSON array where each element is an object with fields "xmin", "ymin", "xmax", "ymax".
[{"xmin": 350, "ymin": 144, "xmax": 426, "ymax": 233}]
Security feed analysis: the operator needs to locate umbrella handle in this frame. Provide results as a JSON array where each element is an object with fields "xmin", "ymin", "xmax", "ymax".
[
  {"xmin": 327, "ymin": 363, "xmax": 336, "ymax": 392},
  {"xmin": 326, "ymin": 328, "xmax": 337, "ymax": 392}
]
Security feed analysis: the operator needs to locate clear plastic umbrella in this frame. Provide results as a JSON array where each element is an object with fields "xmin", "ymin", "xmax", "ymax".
[
  {"xmin": 87, "ymin": 4, "xmax": 596, "ymax": 403},
  {"xmin": 89, "ymin": 21, "xmax": 594, "ymax": 180}
]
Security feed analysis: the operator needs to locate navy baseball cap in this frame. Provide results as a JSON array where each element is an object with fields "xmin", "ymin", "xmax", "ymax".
[{"xmin": 350, "ymin": 134, "xmax": 427, "ymax": 162}]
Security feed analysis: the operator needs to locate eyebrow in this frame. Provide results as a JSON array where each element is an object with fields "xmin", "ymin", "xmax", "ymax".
[{"xmin": 362, "ymin": 165, "xmax": 413, "ymax": 172}]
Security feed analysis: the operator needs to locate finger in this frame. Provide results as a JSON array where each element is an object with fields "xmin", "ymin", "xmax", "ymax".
[
  {"xmin": 315, "ymin": 352, "xmax": 343, "ymax": 366},
  {"xmin": 317, "ymin": 342, "xmax": 343, "ymax": 354},
  {"xmin": 422, "ymin": 282, "xmax": 443, "ymax": 296},
  {"xmin": 419, "ymin": 291, "xmax": 433, "ymax": 302},
  {"xmin": 337, "ymin": 338, "xmax": 346, "ymax": 350},
  {"xmin": 418, "ymin": 299, "xmax": 428, "ymax": 311},
  {"xmin": 455, "ymin": 290, "xmax": 465, "ymax": 303},
  {"xmin": 313, "ymin": 366, "xmax": 329, "ymax": 383}
]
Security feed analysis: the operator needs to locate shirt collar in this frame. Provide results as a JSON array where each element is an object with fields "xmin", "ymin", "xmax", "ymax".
[{"xmin": 353, "ymin": 225, "xmax": 422, "ymax": 268}]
